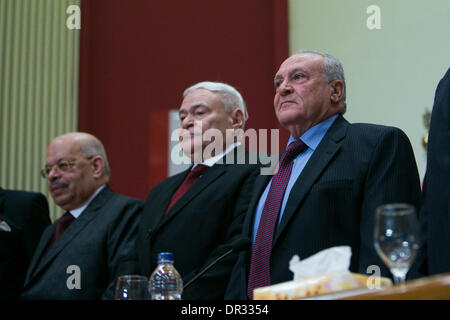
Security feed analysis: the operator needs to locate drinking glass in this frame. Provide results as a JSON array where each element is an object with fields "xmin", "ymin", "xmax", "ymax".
[
  {"xmin": 114, "ymin": 275, "xmax": 149, "ymax": 300},
  {"xmin": 374, "ymin": 203, "xmax": 420, "ymax": 284}
]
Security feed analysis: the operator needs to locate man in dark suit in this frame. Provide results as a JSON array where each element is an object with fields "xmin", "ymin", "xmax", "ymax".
[
  {"xmin": 421, "ymin": 68, "xmax": 450, "ymax": 275},
  {"xmin": 0, "ymin": 188, "xmax": 50, "ymax": 299},
  {"xmin": 225, "ymin": 50, "xmax": 422, "ymax": 299},
  {"xmin": 136, "ymin": 81, "xmax": 260, "ymax": 299},
  {"xmin": 21, "ymin": 132, "xmax": 142, "ymax": 300}
]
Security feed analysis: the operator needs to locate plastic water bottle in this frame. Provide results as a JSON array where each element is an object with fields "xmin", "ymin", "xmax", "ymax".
[{"xmin": 149, "ymin": 252, "xmax": 183, "ymax": 300}]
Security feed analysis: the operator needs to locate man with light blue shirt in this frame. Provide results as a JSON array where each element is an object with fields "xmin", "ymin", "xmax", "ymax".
[
  {"xmin": 225, "ymin": 50, "xmax": 422, "ymax": 299},
  {"xmin": 251, "ymin": 115, "xmax": 338, "ymax": 244}
]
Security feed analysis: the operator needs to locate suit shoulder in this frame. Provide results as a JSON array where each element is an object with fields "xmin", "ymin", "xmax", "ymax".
[
  {"xmin": 348, "ymin": 122, "xmax": 409, "ymax": 140},
  {"xmin": 3, "ymin": 189, "xmax": 49, "ymax": 210},
  {"xmin": 1, "ymin": 189, "xmax": 50, "ymax": 227},
  {"xmin": 4, "ymin": 189, "xmax": 46, "ymax": 201},
  {"xmin": 349, "ymin": 122, "xmax": 404, "ymax": 134},
  {"xmin": 344, "ymin": 123, "xmax": 413, "ymax": 156},
  {"xmin": 98, "ymin": 188, "xmax": 143, "ymax": 214},
  {"xmin": 145, "ymin": 170, "xmax": 188, "ymax": 197},
  {"xmin": 95, "ymin": 190, "xmax": 143, "ymax": 228},
  {"xmin": 108, "ymin": 191, "xmax": 143, "ymax": 207}
]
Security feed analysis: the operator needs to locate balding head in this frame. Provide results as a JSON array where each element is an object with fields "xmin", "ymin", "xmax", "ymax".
[
  {"xmin": 56, "ymin": 133, "xmax": 111, "ymax": 176},
  {"xmin": 44, "ymin": 132, "xmax": 110, "ymax": 211}
]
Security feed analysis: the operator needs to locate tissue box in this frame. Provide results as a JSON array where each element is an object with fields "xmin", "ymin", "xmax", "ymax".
[{"xmin": 253, "ymin": 271, "xmax": 392, "ymax": 300}]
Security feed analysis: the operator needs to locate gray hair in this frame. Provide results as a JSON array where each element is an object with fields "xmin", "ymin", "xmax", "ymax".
[
  {"xmin": 183, "ymin": 81, "xmax": 248, "ymax": 125},
  {"xmin": 79, "ymin": 137, "xmax": 111, "ymax": 178},
  {"xmin": 296, "ymin": 49, "xmax": 347, "ymax": 107}
]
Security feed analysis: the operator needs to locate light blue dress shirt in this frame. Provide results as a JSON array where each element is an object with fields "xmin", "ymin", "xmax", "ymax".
[{"xmin": 252, "ymin": 114, "xmax": 338, "ymax": 243}]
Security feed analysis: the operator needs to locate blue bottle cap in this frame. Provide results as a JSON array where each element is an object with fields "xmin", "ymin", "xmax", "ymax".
[{"xmin": 157, "ymin": 252, "xmax": 174, "ymax": 263}]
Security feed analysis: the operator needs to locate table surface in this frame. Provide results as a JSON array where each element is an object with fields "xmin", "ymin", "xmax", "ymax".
[{"xmin": 336, "ymin": 272, "xmax": 450, "ymax": 300}]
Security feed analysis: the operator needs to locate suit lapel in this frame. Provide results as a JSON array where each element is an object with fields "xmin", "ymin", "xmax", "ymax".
[
  {"xmin": 243, "ymin": 172, "xmax": 272, "ymax": 237},
  {"xmin": 147, "ymin": 170, "xmax": 189, "ymax": 232},
  {"xmin": 235, "ymin": 171, "xmax": 272, "ymax": 273},
  {"xmin": 157, "ymin": 164, "xmax": 226, "ymax": 229},
  {"xmin": 25, "ymin": 223, "xmax": 56, "ymax": 282},
  {"xmin": 273, "ymin": 116, "xmax": 349, "ymax": 244},
  {"xmin": 26, "ymin": 185, "xmax": 113, "ymax": 283}
]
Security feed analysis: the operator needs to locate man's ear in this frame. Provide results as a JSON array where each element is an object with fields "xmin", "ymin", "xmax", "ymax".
[
  {"xmin": 330, "ymin": 80, "xmax": 345, "ymax": 104},
  {"xmin": 91, "ymin": 155, "xmax": 105, "ymax": 179},
  {"xmin": 230, "ymin": 108, "xmax": 244, "ymax": 129}
]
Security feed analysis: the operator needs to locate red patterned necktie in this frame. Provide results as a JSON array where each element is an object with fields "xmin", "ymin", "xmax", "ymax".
[
  {"xmin": 46, "ymin": 211, "xmax": 75, "ymax": 251},
  {"xmin": 165, "ymin": 164, "xmax": 209, "ymax": 214},
  {"xmin": 247, "ymin": 139, "xmax": 307, "ymax": 299}
]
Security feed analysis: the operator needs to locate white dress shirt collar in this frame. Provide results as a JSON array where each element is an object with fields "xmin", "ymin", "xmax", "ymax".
[
  {"xmin": 69, "ymin": 184, "xmax": 106, "ymax": 219},
  {"xmin": 193, "ymin": 142, "xmax": 241, "ymax": 169}
]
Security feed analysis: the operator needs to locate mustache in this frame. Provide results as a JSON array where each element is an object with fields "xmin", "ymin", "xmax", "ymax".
[{"xmin": 49, "ymin": 180, "xmax": 68, "ymax": 188}]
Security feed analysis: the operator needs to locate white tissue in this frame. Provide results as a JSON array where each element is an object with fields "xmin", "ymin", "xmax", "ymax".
[{"xmin": 289, "ymin": 246, "xmax": 352, "ymax": 280}]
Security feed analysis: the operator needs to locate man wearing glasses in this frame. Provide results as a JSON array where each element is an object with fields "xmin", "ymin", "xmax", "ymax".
[{"xmin": 21, "ymin": 132, "xmax": 142, "ymax": 299}]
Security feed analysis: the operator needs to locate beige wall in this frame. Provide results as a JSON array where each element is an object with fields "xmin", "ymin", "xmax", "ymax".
[
  {"xmin": 289, "ymin": 0, "xmax": 450, "ymax": 178},
  {"xmin": 0, "ymin": 0, "xmax": 81, "ymax": 221}
]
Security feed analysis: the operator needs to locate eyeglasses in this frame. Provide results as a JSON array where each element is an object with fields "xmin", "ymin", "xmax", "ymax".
[{"xmin": 40, "ymin": 156, "xmax": 94, "ymax": 179}]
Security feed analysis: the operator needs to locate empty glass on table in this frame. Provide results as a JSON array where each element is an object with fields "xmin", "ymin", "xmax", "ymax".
[
  {"xmin": 114, "ymin": 275, "xmax": 149, "ymax": 300},
  {"xmin": 374, "ymin": 203, "xmax": 420, "ymax": 284}
]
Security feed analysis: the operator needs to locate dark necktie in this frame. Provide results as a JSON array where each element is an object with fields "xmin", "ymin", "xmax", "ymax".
[
  {"xmin": 46, "ymin": 211, "xmax": 75, "ymax": 251},
  {"xmin": 247, "ymin": 139, "xmax": 307, "ymax": 299},
  {"xmin": 165, "ymin": 164, "xmax": 209, "ymax": 214}
]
